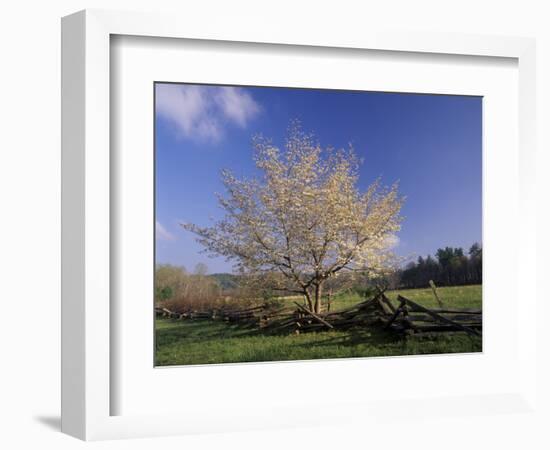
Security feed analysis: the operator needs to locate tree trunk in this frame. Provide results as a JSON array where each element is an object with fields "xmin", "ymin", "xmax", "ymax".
[
  {"xmin": 304, "ymin": 290, "xmax": 314, "ymax": 312},
  {"xmin": 313, "ymin": 283, "xmax": 323, "ymax": 314}
]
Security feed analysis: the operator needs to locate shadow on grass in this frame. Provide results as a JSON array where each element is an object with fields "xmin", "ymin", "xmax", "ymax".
[
  {"xmin": 156, "ymin": 319, "xmax": 263, "ymax": 345},
  {"xmin": 157, "ymin": 318, "xmax": 400, "ymax": 344},
  {"xmin": 156, "ymin": 318, "xmax": 482, "ymax": 351},
  {"xmin": 290, "ymin": 327, "xmax": 401, "ymax": 349}
]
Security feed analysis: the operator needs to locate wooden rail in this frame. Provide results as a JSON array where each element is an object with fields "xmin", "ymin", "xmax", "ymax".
[{"xmin": 156, "ymin": 289, "xmax": 482, "ymax": 338}]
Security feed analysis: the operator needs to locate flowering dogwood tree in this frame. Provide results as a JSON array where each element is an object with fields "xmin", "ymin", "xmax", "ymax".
[{"xmin": 182, "ymin": 124, "xmax": 403, "ymax": 313}]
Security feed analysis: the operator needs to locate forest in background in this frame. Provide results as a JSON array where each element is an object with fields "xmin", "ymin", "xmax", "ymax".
[{"xmin": 397, "ymin": 243, "xmax": 482, "ymax": 288}]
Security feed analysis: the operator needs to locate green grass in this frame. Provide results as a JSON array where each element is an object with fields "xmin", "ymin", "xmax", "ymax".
[
  {"xmin": 329, "ymin": 284, "xmax": 482, "ymax": 311},
  {"xmin": 155, "ymin": 285, "xmax": 482, "ymax": 366}
]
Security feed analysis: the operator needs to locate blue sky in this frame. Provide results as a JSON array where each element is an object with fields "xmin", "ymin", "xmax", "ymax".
[{"xmin": 155, "ymin": 83, "xmax": 482, "ymax": 274}]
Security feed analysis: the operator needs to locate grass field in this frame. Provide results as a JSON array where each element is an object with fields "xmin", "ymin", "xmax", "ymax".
[
  {"xmin": 332, "ymin": 284, "xmax": 483, "ymax": 311},
  {"xmin": 155, "ymin": 285, "xmax": 482, "ymax": 366}
]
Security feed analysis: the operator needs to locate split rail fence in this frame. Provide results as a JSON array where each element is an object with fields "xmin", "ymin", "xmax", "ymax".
[{"xmin": 156, "ymin": 289, "xmax": 481, "ymax": 338}]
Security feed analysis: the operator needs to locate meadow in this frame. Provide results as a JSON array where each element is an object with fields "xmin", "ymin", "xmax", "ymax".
[{"xmin": 155, "ymin": 284, "xmax": 482, "ymax": 366}]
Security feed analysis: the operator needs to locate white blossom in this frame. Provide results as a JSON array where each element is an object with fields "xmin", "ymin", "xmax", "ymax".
[{"xmin": 182, "ymin": 122, "xmax": 404, "ymax": 312}]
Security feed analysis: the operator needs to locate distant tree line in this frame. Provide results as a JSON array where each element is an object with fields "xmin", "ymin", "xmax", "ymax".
[
  {"xmin": 397, "ymin": 243, "xmax": 482, "ymax": 289},
  {"xmin": 155, "ymin": 263, "xmax": 264, "ymax": 311},
  {"xmin": 155, "ymin": 262, "xmax": 222, "ymax": 307},
  {"xmin": 155, "ymin": 243, "xmax": 482, "ymax": 311}
]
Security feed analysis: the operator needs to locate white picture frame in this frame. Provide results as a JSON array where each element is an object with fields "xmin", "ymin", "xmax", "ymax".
[{"xmin": 61, "ymin": 9, "xmax": 537, "ymax": 441}]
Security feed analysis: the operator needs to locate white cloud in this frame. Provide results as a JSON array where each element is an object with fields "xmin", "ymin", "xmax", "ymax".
[
  {"xmin": 156, "ymin": 221, "xmax": 175, "ymax": 241},
  {"xmin": 155, "ymin": 84, "xmax": 260, "ymax": 142},
  {"xmin": 214, "ymin": 86, "xmax": 260, "ymax": 127},
  {"xmin": 384, "ymin": 234, "xmax": 400, "ymax": 249}
]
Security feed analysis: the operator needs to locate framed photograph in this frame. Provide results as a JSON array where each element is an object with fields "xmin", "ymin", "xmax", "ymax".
[
  {"xmin": 152, "ymin": 81, "xmax": 484, "ymax": 368},
  {"xmin": 61, "ymin": 9, "xmax": 537, "ymax": 440}
]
